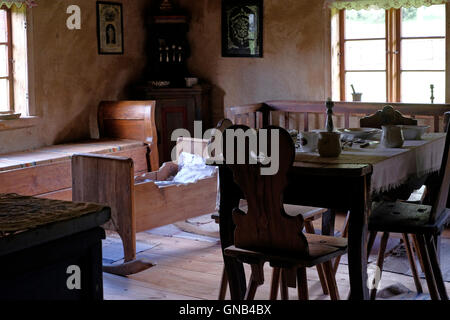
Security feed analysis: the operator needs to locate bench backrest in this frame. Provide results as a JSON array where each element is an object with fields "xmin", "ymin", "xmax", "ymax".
[
  {"xmin": 98, "ymin": 100, "xmax": 158, "ymax": 170},
  {"xmin": 226, "ymin": 101, "xmax": 450, "ymax": 132}
]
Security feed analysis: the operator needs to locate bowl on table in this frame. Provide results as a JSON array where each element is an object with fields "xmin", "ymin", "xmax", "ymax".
[
  {"xmin": 336, "ymin": 128, "xmax": 381, "ymax": 141},
  {"xmin": 397, "ymin": 125, "xmax": 430, "ymax": 140}
]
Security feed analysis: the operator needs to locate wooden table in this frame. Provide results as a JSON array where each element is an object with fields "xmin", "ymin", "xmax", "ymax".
[
  {"xmin": 217, "ymin": 134, "xmax": 446, "ymax": 300},
  {"xmin": 0, "ymin": 194, "xmax": 110, "ymax": 300}
]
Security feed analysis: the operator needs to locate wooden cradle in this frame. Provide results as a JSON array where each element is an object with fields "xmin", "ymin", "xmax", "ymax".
[{"xmin": 72, "ymin": 137, "xmax": 218, "ymax": 275}]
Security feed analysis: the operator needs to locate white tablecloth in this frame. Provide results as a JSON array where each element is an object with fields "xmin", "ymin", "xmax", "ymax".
[{"xmin": 295, "ymin": 133, "xmax": 446, "ymax": 193}]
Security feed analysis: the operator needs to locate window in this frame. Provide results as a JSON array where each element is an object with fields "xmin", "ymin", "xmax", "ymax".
[
  {"xmin": 337, "ymin": 4, "xmax": 446, "ymax": 103},
  {"xmin": 0, "ymin": 4, "xmax": 30, "ymax": 117},
  {"xmin": 0, "ymin": 6, "xmax": 13, "ymax": 112}
]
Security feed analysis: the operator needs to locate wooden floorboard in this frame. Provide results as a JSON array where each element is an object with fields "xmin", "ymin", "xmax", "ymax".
[
  {"xmin": 103, "ymin": 272, "xmax": 200, "ymax": 300},
  {"xmin": 103, "ymin": 226, "xmax": 450, "ymax": 300}
]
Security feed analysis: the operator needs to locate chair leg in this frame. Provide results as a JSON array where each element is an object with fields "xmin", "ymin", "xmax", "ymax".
[
  {"xmin": 270, "ymin": 267, "xmax": 280, "ymax": 300},
  {"xmin": 402, "ymin": 233, "xmax": 423, "ymax": 294},
  {"xmin": 315, "ymin": 264, "xmax": 330, "ymax": 295},
  {"xmin": 424, "ymin": 234, "xmax": 448, "ymax": 300},
  {"xmin": 245, "ymin": 263, "xmax": 264, "ymax": 300},
  {"xmin": 304, "ymin": 220, "xmax": 329, "ymax": 295},
  {"xmin": 245, "ymin": 277, "xmax": 259, "ymax": 300},
  {"xmin": 370, "ymin": 232, "xmax": 390, "ymax": 300},
  {"xmin": 333, "ymin": 213, "xmax": 349, "ymax": 274},
  {"xmin": 414, "ymin": 234, "xmax": 440, "ymax": 300},
  {"xmin": 218, "ymin": 266, "xmax": 228, "ymax": 300},
  {"xmin": 412, "ymin": 234, "xmax": 427, "ymax": 275},
  {"xmin": 367, "ymin": 231, "xmax": 378, "ymax": 259},
  {"xmin": 434, "ymin": 235, "xmax": 442, "ymax": 262},
  {"xmin": 296, "ymin": 267, "xmax": 309, "ymax": 300},
  {"xmin": 280, "ymin": 269, "xmax": 289, "ymax": 300},
  {"xmin": 323, "ymin": 260, "xmax": 340, "ymax": 300}
]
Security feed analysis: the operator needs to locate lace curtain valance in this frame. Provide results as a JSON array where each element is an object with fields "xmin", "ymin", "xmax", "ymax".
[
  {"xmin": 0, "ymin": 0, "xmax": 36, "ymax": 8},
  {"xmin": 326, "ymin": 0, "xmax": 448, "ymax": 10}
]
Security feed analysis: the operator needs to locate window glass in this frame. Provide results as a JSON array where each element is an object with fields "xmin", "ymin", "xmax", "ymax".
[
  {"xmin": 345, "ymin": 40, "xmax": 386, "ymax": 70},
  {"xmin": 401, "ymin": 71, "xmax": 445, "ymax": 103},
  {"xmin": 0, "ymin": 44, "xmax": 7, "ymax": 77},
  {"xmin": 401, "ymin": 39, "xmax": 445, "ymax": 70},
  {"xmin": 0, "ymin": 10, "xmax": 6, "ymax": 43},
  {"xmin": 401, "ymin": 5, "xmax": 445, "ymax": 37},
  {"xmin": 345, "ymin": 9, "xmax": 386, "ymax": 39},
  {"xmin": 0, "ymin": 78, "xmax": 9, "ymax": 111},
  {"xmin": 345, "ymin": 71, "xmax": 386, "ymax": 102}
]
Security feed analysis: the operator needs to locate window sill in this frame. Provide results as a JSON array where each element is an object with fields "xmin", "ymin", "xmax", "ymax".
[{"xmin": 0, "ymin": 116, "xmax": 40, "ymax": 132}]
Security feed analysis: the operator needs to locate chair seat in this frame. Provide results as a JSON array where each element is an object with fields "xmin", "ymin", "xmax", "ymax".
[
  {"xmin": 224, "ymin": 233, "xmax": 347, "ymax": 268},
  {"xmin": 283, "ymin": 204, "xmax": 327, "ymax": 221},
  {"xmin": 212, "ymin": 205, "xmax": 326, "ymax": 225},
  {"xmin": 369, "ymin": 201, "xmax": 449, "ymax": 234}
]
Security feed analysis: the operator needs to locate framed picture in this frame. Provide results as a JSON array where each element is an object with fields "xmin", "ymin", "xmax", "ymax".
[
  {"xmin": 221, "ymin": 0, "xmax": 263, "ymax": 58},
  {"xmin": 96, "ymin": 1, "xmax": 124, "ymax": 54}
]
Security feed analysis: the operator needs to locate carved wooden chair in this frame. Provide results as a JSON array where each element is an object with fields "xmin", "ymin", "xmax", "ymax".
[
  {"xmin": 212, "ymin": 120, "xmax": 331, "ymax": 299},
  {"xmin": 360, "ymin": 105, "xmax": 418, "ymax": 128},
  {"xmin": 367, "ymin": 122, "xmax": 450, "ymax": 300},
  {"xmin": 213, "ymin": 205, "xmax": 329, "ymax": 299},
  {"xmin": 222, "ymin": 125, "xmax": 348, "ymax": 300},
  {"xmin": 360, "ymin": 106, "xmax": 445, "ymax": 299},
  {"xmin": 332, "ymin": 106, "xmax": 421, "ymax": 275},
  {"xmin": 445, "ymin": 112, "xmax": 450, "ymax": 133}
]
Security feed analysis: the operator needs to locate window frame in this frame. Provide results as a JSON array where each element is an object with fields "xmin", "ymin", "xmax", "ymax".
[
  {"xmin": 338, "ymin": 5, "xmax": 446, "ymax": 103},
  {"xmin": 0, "ymin": 6, "xmax": 14, "ymax": 112}
]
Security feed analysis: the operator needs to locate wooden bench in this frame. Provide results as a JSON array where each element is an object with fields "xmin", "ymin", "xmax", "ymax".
[
  {"xmin": 0, "ymin": 101, "xmax": 158, "ymax": 201},
  {"xmin": 226, "ymin": 100, "xmax": 450, "ymax": 132}
]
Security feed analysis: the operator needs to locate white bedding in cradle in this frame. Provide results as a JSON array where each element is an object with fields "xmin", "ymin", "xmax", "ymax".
[{"xmin": 153, "ymin": 152, "xmax": 217, "ymax": 186}]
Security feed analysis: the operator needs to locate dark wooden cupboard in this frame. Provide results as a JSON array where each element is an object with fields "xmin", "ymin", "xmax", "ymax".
[{"xmin": 136, "ymin": 85, "xmax": 211, "ymax": 164}]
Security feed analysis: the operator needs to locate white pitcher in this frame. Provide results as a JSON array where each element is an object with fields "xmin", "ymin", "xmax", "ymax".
[{"xmin": 381, "ymin": 125, "xmax": 404, "ymax": 148}]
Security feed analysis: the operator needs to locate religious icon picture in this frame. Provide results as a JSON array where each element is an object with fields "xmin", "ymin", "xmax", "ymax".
[
  {"xmin": 97, "ymin": 1, "xmax": 124, "ymax": 54},
  {"xmin": 222, "ymin": 0, "xmax": 263, "ymax": 57}
]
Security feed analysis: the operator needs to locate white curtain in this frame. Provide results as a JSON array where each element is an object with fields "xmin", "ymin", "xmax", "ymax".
[
  {"xmin": 0, "ymin": 0, "xmax": 36, "ymax": 8},
  {"xmin": 325, "ymin": 0, "xmax": 448, "ymax": 10}
]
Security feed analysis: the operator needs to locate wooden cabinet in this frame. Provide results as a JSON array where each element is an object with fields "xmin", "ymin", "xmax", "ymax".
[{"xmin": 136, "ymin": 85, "xmax": 211, "ymax": 164}]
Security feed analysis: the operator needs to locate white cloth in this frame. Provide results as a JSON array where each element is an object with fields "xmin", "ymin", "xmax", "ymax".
[
  {"xmin": 155, "ymin": 152, "xmax": 217, "ymax": 186},
  {"xmin": 295, "ymin": 133, "xmax": 446, "ymax": 193}
]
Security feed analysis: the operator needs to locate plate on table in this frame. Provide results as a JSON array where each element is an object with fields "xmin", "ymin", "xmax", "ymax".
[
  {"xmin": 397, "ymin": 125, "xmax": 430, "ymax": 140},
  {"xmin": 337, "ymin": 128, "xmax": 381, "ymax": 140}
]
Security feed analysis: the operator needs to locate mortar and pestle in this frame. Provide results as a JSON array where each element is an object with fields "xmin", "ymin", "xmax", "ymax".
[{"xmin": 351, "ymin": 84, "xmax": 362, "ymax": 102}]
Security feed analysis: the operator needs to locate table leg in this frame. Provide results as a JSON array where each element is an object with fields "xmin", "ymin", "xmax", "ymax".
[
  {"xmin": 321, "ymin": 209, "xmax": 336, "ymax": 236},
  {"xmin": 218, "ymin": 166, "xmax": 247, "ymax": 300},
  {"xmin": 347, "ymin": 176, "xmax": 370, "ymax": 300}
]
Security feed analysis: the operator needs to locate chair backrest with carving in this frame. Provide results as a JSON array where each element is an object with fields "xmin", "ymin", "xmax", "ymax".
[
  {"xmin": 430, "ymin": 121, "xmax": 450, "ymax": 223},
  {"xmin": 360, "ymin": 105, "xmax": 418, "ymax": 128},
  {"xmin": 98, "ymin": 100, "xmax": 159, "ymax": 170},
  {"xmin": 444, "ymin": 112, "xmax": 450, "ymax": 132},
  {"xmin": 223, "ymin": 125, "xmax": 309, "ymax": 256}
]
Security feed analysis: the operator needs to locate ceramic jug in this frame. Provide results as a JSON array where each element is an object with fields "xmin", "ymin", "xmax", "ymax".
[
  {"xmin": 381, "ymin": 125, "xmax": 404, "ymax": 148},
  {"xmin": 318, "ymin": 132, "xmax": 341, "ymax": 157}
]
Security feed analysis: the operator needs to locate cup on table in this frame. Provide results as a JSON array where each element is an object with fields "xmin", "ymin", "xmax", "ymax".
[{"xmin": 298, "ymin": 131, "xmax": 319, "ymax": 152}]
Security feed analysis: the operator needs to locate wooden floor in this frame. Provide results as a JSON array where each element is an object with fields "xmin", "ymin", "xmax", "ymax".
[{"xmin": 103, "ymin": 214, "xmax": 450, "ymax": 300}]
